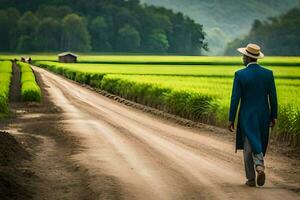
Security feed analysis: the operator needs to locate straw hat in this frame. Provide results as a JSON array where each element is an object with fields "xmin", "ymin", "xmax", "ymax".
[{"xmin": 237, "ymin": 43, "xmax": 264, "ymax": 59}]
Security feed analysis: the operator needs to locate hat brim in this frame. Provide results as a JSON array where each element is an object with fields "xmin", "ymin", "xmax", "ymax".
[{"xmin": 237, "ymin": 48, "xmax": 264, "ymax": 59}]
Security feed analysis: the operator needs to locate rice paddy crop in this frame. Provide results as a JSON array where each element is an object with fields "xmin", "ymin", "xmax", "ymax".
[
  {"xmin": 35, "ymin": 57, "xmax": 300, "ymax": 146},
  {"xmin": 0, "ymin": 61, "xmax": 12, "ymax": 116},
  {"xmin": 18, "ymin": 62, "xmax": 41, "ymax": 102},
  {"xmin": 76, "ymin": 55, "xmax": 300, "ymax": 66},
  {"xmin": 2, "ymin": 54, "xmax": 300, "ymax": 66},
  {"xmin": 35, "ymin": 61, "xmax": 300, "ymax": 79}
]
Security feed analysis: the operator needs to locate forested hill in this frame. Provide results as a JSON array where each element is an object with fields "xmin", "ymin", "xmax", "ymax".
[
  {"xmin": 141, "ymin": 0, "xmax": 300, "ymax": 55},
  {"xmin": 0, "ymin": 0, "xmax": 207, "ymax": 54},
  {"xmin": 225, "ymin": 8, "xmax": 300, "ymax": 56}
]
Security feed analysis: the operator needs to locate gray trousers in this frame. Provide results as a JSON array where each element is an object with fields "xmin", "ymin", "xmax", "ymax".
[{"xmin": 243, "ymin": 137, "xmax": 264, "ymax": 180}]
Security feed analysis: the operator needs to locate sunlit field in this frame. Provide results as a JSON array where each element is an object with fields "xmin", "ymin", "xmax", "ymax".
[
  {"xmin": 1, "ymin": 54, "xmax": 300, "ymax": 65},
  {"xmin": 30, "ymin": 55, "xmax": 300, "ymax": 146},
  {"xmin": 0, "ymin": 61, "xmax": 12, "ymax": 117}
]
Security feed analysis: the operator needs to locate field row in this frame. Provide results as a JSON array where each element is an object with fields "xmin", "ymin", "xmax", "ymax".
[
  {"xmin": 2, "ymin": 55, "xmax": 300, "ymax": 66},
  {"xmin": 18, "ymin": 62, "xmax": 42, "ymax": 102},
  {"xmin": 0, "ymin": 61, "xmax": 12, "ymax": 117},
  {"xmin": 36, "ymin": 62, "xmax": 300, "ymax": 146},
  {"xmin": 35, "ymin": 61, "xmax": 300, "ymax": 79},
  {"xmin": 0, "ymin": 61, "xmax": 41, "ymax": 117}
]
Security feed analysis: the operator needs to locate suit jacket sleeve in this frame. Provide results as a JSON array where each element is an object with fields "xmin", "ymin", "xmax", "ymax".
[
  {"xmin": 269, "ymin": 72, "xmax": 278, "ymax": 119},
  {"xmin": 229, "ymin": 72, "xmax": 241, "ymax": 122}
]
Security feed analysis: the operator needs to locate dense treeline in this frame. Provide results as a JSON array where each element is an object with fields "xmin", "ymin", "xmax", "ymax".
[
  {"xmin": 225, "ymin": 8, "xmax": 300, "ymax": 56},
  {"xmin": 142, "ymin": 0, "xmax": 300, "ymax": 55},
  {"xmin": 0, "ymin": 0, "xmax": 207, "ymax": 54}
]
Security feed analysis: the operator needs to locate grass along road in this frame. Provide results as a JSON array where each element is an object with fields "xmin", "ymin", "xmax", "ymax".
[
  {"xmin": 35, "ymin": 61, "xmax": 300, "ymax": 146},
  {"xmin": 32, "ymin": 66, "xmax": 300, "ymax": 200}
]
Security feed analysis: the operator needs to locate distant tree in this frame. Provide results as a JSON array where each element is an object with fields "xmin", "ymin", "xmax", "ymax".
[
  {"xmin": 116, "ymin": 24, "xmax": 141, "ymax": 51},
  {"xmin": 126, "ymin": 0, "xmax": 141, "ymax": 12},
  {"xmin": 146, "ymin": 29, "xmax": 169, "ymax": 53},
  {"xmin": 137, "ymin": 7, "xmax": 172, "ymax": 51},
  {"xmin": 34, "ymin": 18, "xmax": 62, "ymax": 51},
  {"xmin": 252, "ymin": 19, "xmax": 262, "ymax": 30},
  {"xmin": 225, "ymin": 8, "xmax": 300, "ymax": 56},
  {"xmin": 36, "ymin": 5, "xmax": 73, "ymax": 20},
  {"xmin": 6, "ymin": 8, "xmax": 21, "ymax": 51},
  {"xmin": 5, "ymin": 7, "xmax": 20, "ymax": 26},
  {"xmin": 61, "ymin": 14, "xmax": 91, "ymax": 51},
  {"xmin": 89, "ymin": 16, "xmax": 111, "ymax": 51},
  {"xmin": 16, "ymin": 11, "xmax": 38, "ymax": 52},
  {"xmin": 113, "ymin": 7, "xmax": 141, "ymax": 49},
  {"xmin": 56, "ymin": 6, "xmax": 73, "ymax": 19},
  {"xmin": 17, "ymin": 11, "xmax": 38, "ymax": 36},
  {"xmin": 16, "ymin": 35, "xmax": 34, "ymax": 52},
  {"xmin": 168, "ymin": 13, "xmax": 194, "ymax": 53},
  {"xmin": 0, "ymin": 10, "xmax": 10, "ymax": 51},
  {"xmin": 190, "ymin": 22, "xmax": 207, "ymax": 55},
  {"xmin": 0, "ymin": 8, "xmax": 20, "ymax": 51},
  {"xmin": 36, "ymin": 5, "xmax": 57, "ymax": 19},
  {"xmin": 0, "ymin": 0, "xmax": 208, "ymax": 54}
]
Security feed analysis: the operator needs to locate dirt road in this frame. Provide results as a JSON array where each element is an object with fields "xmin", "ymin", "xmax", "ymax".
[{"xmin": 32, "ymin": 66, "xmax": 300, "ymax": 200}]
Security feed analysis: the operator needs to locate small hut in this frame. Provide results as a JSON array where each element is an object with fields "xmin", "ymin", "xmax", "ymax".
[{"xmin": 58, "ymin": 52, "xmax": 78, "ymax": 63}]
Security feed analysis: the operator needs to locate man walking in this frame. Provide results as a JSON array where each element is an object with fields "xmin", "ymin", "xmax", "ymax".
[{"xmin": 228, "ymin": 43, "xmax": 278, "ymax": 187}]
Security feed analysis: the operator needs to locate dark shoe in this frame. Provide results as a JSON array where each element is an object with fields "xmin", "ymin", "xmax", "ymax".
[
  {"xmin": 257, "ymin": 171, "xmax": 266, "ymax": 186},
  {"xmin": 245, "ymin": 180, "xmax": 256, "ymax": 187}
]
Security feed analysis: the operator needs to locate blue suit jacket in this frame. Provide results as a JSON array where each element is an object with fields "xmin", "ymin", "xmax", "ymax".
[{"xmin": 229, "ymin": 63, "xmax": 278, "ymax": 155}]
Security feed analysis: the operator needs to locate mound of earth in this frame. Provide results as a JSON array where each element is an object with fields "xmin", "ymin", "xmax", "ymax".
[
  {"xmin": 0, "ymin": 131, "xmax": 32, "ymax": 200},
  {"xmin": 0, "ymin": 131, "xmax": 29, "ymax": 165}
]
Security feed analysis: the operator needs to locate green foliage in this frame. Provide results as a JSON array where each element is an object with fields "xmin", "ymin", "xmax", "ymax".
[
  {"xmin": 21, "ymin": 72, "xmax": 36, "ymax": 83},
  {"xmin": 0, "ymin": 61, "xmax": 12, "ymax": 115},
  {"xmin": 17, "ymin": 62, "xmax": 41, "ymax": 102},
  {"xmin": 146, "ymin": 29, "xmax": 169, "ymax": 53},
  {"xmin": 35, "ymin": 60, "xmax": 300, "ymax": 79},
  {"xmin": 35, "ymin": 5, "xmax": 72, "ymax": 20},
  {"xmin": 16, "ymin": 35, "xmax": 34, "ymax": 52},
  {"xmin": 35, "ymin": 18, "xmax": 62, "ymax": 51},
  {"xmin": 116, "ymin": 24, "xmax": 141, "ymax": 51},
  {"xmin": 15, "ymin": 11, "xmax": 38, "ymax": 51},
  {"xmin": 225, "ymin": 8, "xmax": 300, "ymax": 56},
  {"xmin": 35, "ymin": 56, "xmax": 300, "ymax": 146},
  {"xmin": 0, "ymin": 0, "xmax": 207, "ymax": 54},
  {"xmin": 0, "ymin": 8, "xmax": 20, "ymax": 51},
  {"xmin": 17, "ymin": 11, "xmax": 38, "ymax": 36},
  {"xmin": 102, "ymin": 75, "xmax": 300, "ymax": 146},
  {"xmin": 21, "ymin": 81, "xmax": 41, "ymax": 102},
  {"xmin": 142, "ymin": 0, "xmax": 300, "ymax": 55},
  {"xmin": 89, "ymin": 17, "xmax": 111, "ymax": 51},
  {"xmin": 62, "ymin": 14, "xmax": 91, "ymax": 52}
]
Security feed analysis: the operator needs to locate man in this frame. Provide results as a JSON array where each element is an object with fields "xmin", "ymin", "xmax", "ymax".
[{"xmin": 228, "ymin": 43, "xmax": 278, "ymax": 187}]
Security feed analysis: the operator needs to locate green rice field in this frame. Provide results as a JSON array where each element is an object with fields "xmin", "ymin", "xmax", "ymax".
[
  {"xmin": 1, "ymin": 54, "xmax": 299, "ymax": 146},
  {"xmin": 18, "ymin": 62, "xmax": 42, "ymax": 102},
  {"xmin": 33, "ymin": 56, "xmax": 300, "ymax": 146},
  {"xmin": 1, "ymin": 54, "xmax": 300, "ymax": 65},
  {"xmin": 0, "ymin": 60, "xmax": 41, "ymax": 118},
  {"xmin": 0, "ymin": 61, "xmax": 12, "ymax": 117},
  {"xmin": 35, "ymin": 61, "xmax": 300, "ymax": 79}
]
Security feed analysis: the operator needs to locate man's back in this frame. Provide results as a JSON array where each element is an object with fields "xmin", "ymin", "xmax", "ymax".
[
  {"xmin": 235, "ymin": 63, "xmax": 273, "ymax": 111},
  {"xmin": 229, "ymin": 62, "xmax": 277, "ymax": 155}
]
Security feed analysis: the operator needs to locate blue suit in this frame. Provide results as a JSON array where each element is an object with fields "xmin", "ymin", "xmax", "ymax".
[{"xmin": 229, "ymin": 63, "xmax": 278, "ymax": 155}]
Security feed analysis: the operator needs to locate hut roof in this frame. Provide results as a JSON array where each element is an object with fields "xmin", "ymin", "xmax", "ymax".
[{"xmin": 58, "ymin": 52, "xmax": 78, "ymax": 57}]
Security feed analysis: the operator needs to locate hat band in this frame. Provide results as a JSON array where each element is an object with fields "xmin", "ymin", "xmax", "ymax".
[{"xmin": 246, "ymin": 49, "xmax": 260, "ymax": 56}]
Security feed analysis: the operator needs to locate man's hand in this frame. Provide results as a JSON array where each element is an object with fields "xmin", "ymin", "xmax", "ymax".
[
  {"xmin": 228, "ymin": 121, "xmax": 235, "ymax": 132},
  {"xmin": 269, "ymin": 118, "xmax": 277, "ymax": 128}
]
